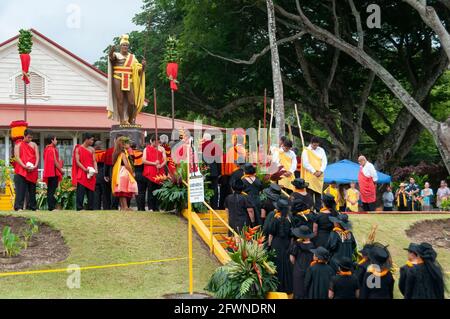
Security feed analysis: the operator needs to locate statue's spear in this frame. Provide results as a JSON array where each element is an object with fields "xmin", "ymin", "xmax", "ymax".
[{"xmin": 135, "ymin": 14, "xmax": 152, "ymax": 123}]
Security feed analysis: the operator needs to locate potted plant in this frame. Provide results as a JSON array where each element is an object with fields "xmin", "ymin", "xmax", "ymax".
[
  {"xmin": 21, "ymin": 217, "xmax": 40, "ymax": 249},
  {"xmin": 0, "ymin": 160, "xmax": 9, "ymax": 194},
  {"xmin": 1, "ymin": 226, "xmax": 24, "ymax": 264},
  {"xmin": 205, "ymin": 226, "xmax": 279, "ymax": 299},
  {"xmin": 18, "ymin": 29, "xmax": 33, "ymax": 84}
]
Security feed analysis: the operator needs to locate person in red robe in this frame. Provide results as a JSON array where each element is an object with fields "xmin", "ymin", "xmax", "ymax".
[
  {"xmin": 201, "ymin": 133, "xmax": 223, "ymax": 209},
  {"xmin": 43, "ymin": 135, "xmax": 64, "ymax": 211},
  {"xmin": 14, "ymin": 129, "xmax": 39, "ymax": 211},
  {"xmin": 357, "ymin": 155, "xmax": 378, "ymax": 211},
  {"xmin": 73, "ymin": 133, "xmax": 97, "ymax": 211},
  {"xmin": 142, "ymin": 134, "xmax": 166, "ymax": 211},
  {"xmin": 160, "ymin": 134, "xmax": 176, "ymax": 175}
]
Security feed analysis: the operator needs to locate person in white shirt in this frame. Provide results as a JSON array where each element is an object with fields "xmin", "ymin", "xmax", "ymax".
[
  {"xmin": 357, "ymin": 155, "xmax": 378, "ymax": 211},
  {"xmin": 301, "ymin": 137, "xmax": 328, "ymax": 211},
  {"xmin": 272, "ymin": 139, "xmax": 297, "ymax": 192}
]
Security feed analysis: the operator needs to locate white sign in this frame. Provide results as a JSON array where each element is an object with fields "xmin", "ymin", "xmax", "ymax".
[{"xmin": 189, "ymin": 176, "xmax": 205, "ymax": 204}]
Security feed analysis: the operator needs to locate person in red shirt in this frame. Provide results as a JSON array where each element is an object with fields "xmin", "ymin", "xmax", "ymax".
[
  {"xmin": 142, "ymin": 134, "xmax": 166, "ymax": 211},
  {"xmin": 14, "ymin": 129, "xmax": 39, "ymax": 211},
  {"xmin": 43, "ymin": 135, "xmax": 64, "ymax": 211},
  {"xmin": 73, "ymin": 133, "xmax": 97, "ymax": 211}
]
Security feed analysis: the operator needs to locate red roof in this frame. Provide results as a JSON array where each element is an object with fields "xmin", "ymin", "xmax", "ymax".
[{"xmin": 0, "ymin": 104, "xmax": 222, "ymax": 132}]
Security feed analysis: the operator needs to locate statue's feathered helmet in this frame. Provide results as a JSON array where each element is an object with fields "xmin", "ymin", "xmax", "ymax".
[{"xmin": 120, "ymin": 34, "xmax": 130, "ymax": 45}]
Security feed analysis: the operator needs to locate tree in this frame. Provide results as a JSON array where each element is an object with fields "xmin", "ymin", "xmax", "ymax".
[
  {"xmin": 274, "ymin": 0, "xmax": 450, "ymax": 172},
  {"xmin": 266, "ymin": 0, "xmax": 285, "ymax": 137}
]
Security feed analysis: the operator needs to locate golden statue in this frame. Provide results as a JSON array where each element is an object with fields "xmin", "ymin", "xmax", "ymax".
[{"xmin": 107, "ymin": 34, "xmax": 146, "ymax": 125}]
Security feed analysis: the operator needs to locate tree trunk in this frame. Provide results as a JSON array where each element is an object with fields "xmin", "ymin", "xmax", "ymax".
[{"xmin": 266, "ymin": 0, "xmax": 285, "ymax": 138}]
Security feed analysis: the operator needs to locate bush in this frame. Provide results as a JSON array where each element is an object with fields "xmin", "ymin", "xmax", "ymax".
[
  {"xmin": 2, "ymin": 226, "xmax": 23, "ymax": 257},
  {"xmin": 206, "ymin": 226, "xmax": 278, "ymax": 299}
]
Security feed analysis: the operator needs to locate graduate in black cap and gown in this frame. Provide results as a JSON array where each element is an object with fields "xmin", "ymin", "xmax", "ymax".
[
  {"xmin": 329, "ymin": 257, "xmax": 360, "ymax": 299},
  {"xmin": 327, "ymin": 214, "xmax": 357, "ymax": 272},
  {"xmin": 268, "ymin": 198, "xmax": 293, "ymax": 294},
  {"xmin": 291, "ymin": 199, "xmax": 316, "ymax": 231},
  {"xmin": 305, "ymin": 247, "xmax": 335, "ymax": 299},
  {"xmin": 313, "ymin": 194, "xmax": 339, "ymax": 248},
  {"xmin": 290, "ymin": 178, "xmax": 314, "ymax": 210},
  {"xmin": 404, "ymin": 242, "xmax": 446, "ymax": 299},
  {"xmin": 241, "ymin": 163, "xmax": 263, "ymax": 226},
  {"xmin": 224, "ymin": 179, "xmax": 255, "ymax": 234},
  {"xmin": 355, "ymin": 244, "xmax": 373, "ymax": 287},
  {"xmin": 289, "ymin": 225, "xmax": 315, "ymax": 299},
  {"xmin": 360, "ymin": 243, "xmax": 395, "ymax": 299},
  {"xmin": 262, "ymin": 184, "xmax": 283, "ymax": 235},
  {"xmin": 399, "ymin": 243, "xmax": 420, "ymax": 297}
]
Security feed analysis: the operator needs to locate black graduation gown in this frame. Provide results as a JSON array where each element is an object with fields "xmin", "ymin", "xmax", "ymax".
[
  {"xmin": 329, "ymin": 273, "xmax": 360, "ymax": 299},
  {"xmin": 305, "ymin": 262, "xmax": 335, "ymax": 299},
  {"xmin": 327, "ymin": 229, "xmax": 357, "ymax": 272},
  {"xmin": 290, "ymin": 191, "xmax": 314, "ymax": 210},
  {"xmin": 399, "ymin": 263, "xmax": 414, "ymax": 297},
  {"xmin": 313, "ymin": 213, "xmax": 334, "ymax": 248},
  {"xmin": 289, "ymin": 241, "xmax": 315, "ymax": 299},
  {"xmin": 242, "ymin": 177, "xmax": 263, "ymax": 225},
  {"xmin": 268, "ymin": 216, "xmax": 293, "ymax": 294},
  {"xmin": 224, "ymin": 193, "xmax": 252, "ymax": 233},
  {"xmin": 355, "ymin": 258, "xmax": 370, "ymax": 287},
  {"xmin": 292, "ymin": 211, "xmax": 317, "ymax": 231},
  {"xmin": 404, "ymin": 263, "xmax": 445, "ymax": 299},
  {"xmin": 261, "ymin": 200, "xmax": 276, "ymax": 233},
  {"xmin": 229, "ymin": 168, "xmax": 244, "ymax": 190},
  {"xmin": 360, "ymin": 268, "xmax": 395, "ymax": 299}
]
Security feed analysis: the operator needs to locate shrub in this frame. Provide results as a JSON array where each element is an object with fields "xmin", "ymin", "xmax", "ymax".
[{"xmin": 2, "ymin": 226, "xmax": 23, "ymax": 257}]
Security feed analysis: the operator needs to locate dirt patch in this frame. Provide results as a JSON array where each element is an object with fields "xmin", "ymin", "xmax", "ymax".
[
  {"xmin": 406, "ymin": 219, "xmax": 450, "ymax": 249},
  {"xmin": 0, "ymin": 216, "xmax": 70, "ymax": 271}
]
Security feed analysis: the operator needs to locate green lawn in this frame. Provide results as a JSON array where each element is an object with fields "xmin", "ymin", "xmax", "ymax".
[
  {"xmin": 0, "ymin": 211, "xmax": 448, "ymax": 298},
  {"xmin": 0, "ymin": 211, "xmax": 219, "ymax": 299}
]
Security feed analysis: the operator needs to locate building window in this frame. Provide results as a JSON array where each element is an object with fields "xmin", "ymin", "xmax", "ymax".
[
  {"xmin": 0, "ymin": 137, "xmax": 5, "ymax": 162},
  {"xmin": 14, "ymin": 72, "xmax": 46, "ymax": 96},
  {"xmin": 56, "ymin": 139, "xmax": 74, "ymax": 168}
]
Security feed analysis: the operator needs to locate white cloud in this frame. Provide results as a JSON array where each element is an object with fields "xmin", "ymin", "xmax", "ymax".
[{"xmin": 0, "ymin": 0, "xmax": 144, "ymax": 63}]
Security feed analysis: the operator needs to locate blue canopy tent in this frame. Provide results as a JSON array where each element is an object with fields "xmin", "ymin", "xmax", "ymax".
[{"xmin": 324, "ymin": 160, "xmax": 391, "ymax": 184}]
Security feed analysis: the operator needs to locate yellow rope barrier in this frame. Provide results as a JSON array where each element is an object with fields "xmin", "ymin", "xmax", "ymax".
[{"xmin": 0, "ymin": 257, "xmax": 188, "ymax": 278}]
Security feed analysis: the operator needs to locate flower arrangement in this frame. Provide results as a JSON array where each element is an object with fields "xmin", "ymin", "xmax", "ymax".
[{"xmin": 206, "ymin": 226, "xmax": 278, "ymax": 299}]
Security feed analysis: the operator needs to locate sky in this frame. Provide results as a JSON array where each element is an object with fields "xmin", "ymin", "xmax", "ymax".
[{"xmin": 0, "ymin": 0, "xmax": 145, "ymax": 64}]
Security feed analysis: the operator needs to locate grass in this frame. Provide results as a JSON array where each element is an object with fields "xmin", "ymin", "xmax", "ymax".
[
  {"xmin": 0, "ymin": 211, "xmax": 219, "ymax": 299},
  {"xmin": 0, "ymin": 211, "xmax": 448, "ymax": 298}
]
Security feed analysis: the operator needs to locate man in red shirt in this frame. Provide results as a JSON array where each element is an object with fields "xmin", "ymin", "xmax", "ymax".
[
  {"xmin": 43, "ymin": 135, "xmax": 64, "ymax": 211},
  {"xmin": 73, "ymin": 133, "xmax": 97, "ymax": 211},
  {"xmin": 142, "ymin": 134, "xmax": 166, "ymax": 211},
  {"xmin": 14, "ymin": 129, "xmax": 39, "ymax": 211},
  {"xmin": 93, "ymin": 140, "xmax": 108, "ymax": 210}
]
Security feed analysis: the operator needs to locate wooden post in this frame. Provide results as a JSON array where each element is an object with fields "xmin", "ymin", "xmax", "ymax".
[
  {"xmin": 294, "ymin": 104, "xmax": 305, "ymax": 149},
  {"xmin": 269, "ymin": 99, "xmax": 274, "ymax": 147},
  {"xmin": 187, "ymin": 143, "xmax": 194, "ymax": 295},
  {"xmin": 263, "ymin": 89, "xmax": 267, "ymax": 129},
  {"xmin": 24, "ymin": 82, "xmax": 27, "ymax": 122},
  {"xmin": 171, "ymin": 89, "xmax": 175, "ymax": 132},
  {"xmin": 154, "ymin": 88, "xmax": 158, "ymax": 141}
]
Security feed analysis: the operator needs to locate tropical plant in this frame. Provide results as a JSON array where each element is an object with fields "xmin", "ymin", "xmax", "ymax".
[
  {"xmin": 441, "ymin": 199, "xmax": 450, "ymax": 211},
  {"xmin": 1, "ymin": 226, "xmax": 23, "ymax": 258},
  {"xmin": 0, "ymin": 160, "xmax": 12, "ymax": 193},
  {"xmin": 206, "ymin": 226, "xmax": 278, "ymax": 299},
  {"xmin": 21, "ymin": 217, "xmax": 39, "ymax": 249},
  {"xmin": 18, "ymin": 29, "xmax": 33, "ymax": 54},
  {"xmin": 55, "ymin": 177, "xmax": 77, "ymax": 210}
]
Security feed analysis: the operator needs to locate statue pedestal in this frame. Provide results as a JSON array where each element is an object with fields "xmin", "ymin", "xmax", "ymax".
[{"xmin": 110, "ymin": 124, "xmax": 145, "ymax": 149}]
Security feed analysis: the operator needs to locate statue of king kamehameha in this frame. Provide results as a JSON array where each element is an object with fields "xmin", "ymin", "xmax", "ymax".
[{"xmin": 107, "ymin": 34, "xmax": 146, "ymax": 125}]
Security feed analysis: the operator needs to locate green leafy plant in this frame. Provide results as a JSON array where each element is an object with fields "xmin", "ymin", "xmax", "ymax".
[
  {"xmin": 0, "ymin": 160, "xmax": 13, "ymax": 194},
  {"xmin": 441, "ymin": 199, "xmax": 450, "ymax": 211},
  {"xmin": 206, "ymin": 226, "xmax": 278, "ymax": 299},
  {"xmin": 18, "ymin": 29, "xmax": 33, "ymax": 54},
  {"xmin": 163, "ymin": 35, "xmax": 181, "ymax": 63},
  {"xmin": 36, "ymin": 177, "xmax": 79, "ymax": 210},
  {"xmin": 21, "ymin": 217, "xmax": 39, "ymax": 249},
  {"xmin": 2, "ymin": 226, "xmax": 23, "ymax": 258}
]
